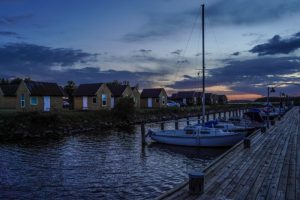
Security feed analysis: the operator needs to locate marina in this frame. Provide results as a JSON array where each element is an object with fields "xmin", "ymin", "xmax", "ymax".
[{"xmin": 158, "ymin": 106, "xmax": 299, "ymax": 200}]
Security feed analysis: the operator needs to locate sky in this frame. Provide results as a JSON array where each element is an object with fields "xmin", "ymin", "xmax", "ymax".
[{"xmin": 0, "ymin": 0, "xmax": 300, "ymax": 100}]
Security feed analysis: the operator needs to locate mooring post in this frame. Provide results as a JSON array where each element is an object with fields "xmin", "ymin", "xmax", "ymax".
[
  {"xmin": 141, "ymin": 123, "xmax": 146, "ymax": 145},
  {"xmin": 160, "ymin": 122, "xmax": 165, "ymax": 130},
  {"xmin": 189, "ymin": 170, "xmax": 204, "ymax": 195},
  {"xmin": 244, "ymin": 138, "xmax": 251, "ymax": 148},
  {"xmin": 187, "ymin": 117, "xmax": 190, "ymax": 125},
  {"xmin": 175, "ymin": 119, "xmax": 179, "ymax": 130}
]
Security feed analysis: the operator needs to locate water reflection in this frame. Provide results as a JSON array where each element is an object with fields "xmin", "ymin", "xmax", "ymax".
[{"xmin": 0, "ymin": 130, "xmax": 227, "ymax": 200}]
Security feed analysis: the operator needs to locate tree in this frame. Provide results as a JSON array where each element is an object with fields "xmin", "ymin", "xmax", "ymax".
[
  {"xmin": 10, "ymin": 78, "xmax": 23, "ymax": 85},
  {"xmin": 64, "ymin": 81, "xmax": 76, "ymax": 109},
  {"xmin": 112, "ymin": 97, "xmax": 135, "ymax": 122}
]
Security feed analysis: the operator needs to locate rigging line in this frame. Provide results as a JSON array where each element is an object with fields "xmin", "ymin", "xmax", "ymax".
[{"xmin": 173, "ymin": 11, "xmax": 200, "ymax": 88}]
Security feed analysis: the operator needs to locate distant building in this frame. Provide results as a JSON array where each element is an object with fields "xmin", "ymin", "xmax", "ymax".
[
  {"xmin": 73, "ymin": 83, "xmax": 111, "ymax": 110},
  {"xmin": 16, "ymin": 80, "xmax": 64, "ymax": 111},
  {"xmin": 107, "ymin": 84, "xmax": 135, "ymax": 108},
  {"xmin": 0, "ymin": 84, "xmax": 18, "ymax": 110},
  {"xmin": 171, "ymin": 91, "xmax": 197, "ymax": 106},
  {"xmin": 131, "ymin": 87, "xmax": 141, "ymax": 108},
  {"xmin": 140, "ymin": 88, "xmax": 167, "ymax": 108}
]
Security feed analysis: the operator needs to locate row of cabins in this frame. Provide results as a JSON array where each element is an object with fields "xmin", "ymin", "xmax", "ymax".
[
  {"xmin": 0, "ymin": 81, "xmax": 168, "ymax": 111},
  {"xmin": 0, "ymin": 81, "xmax": 228, "ymax": 112},
  {"xmin": 171, "ymin": 91, "xmax": 228, "ymax": 105}
]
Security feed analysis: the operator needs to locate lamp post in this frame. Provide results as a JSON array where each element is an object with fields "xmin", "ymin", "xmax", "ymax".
[
  {"xmin": 279, "ymin": 92, "xmax": 285, "ymax": 116},
  {"xmin": 266, "ymin": 87, "xmax": 275, "ymax": 128}
]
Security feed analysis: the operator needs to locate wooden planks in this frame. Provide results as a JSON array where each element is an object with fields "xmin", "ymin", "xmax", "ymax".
[{"xmin": 158, "ymin": 107, "xmax": 300, "ymax": 200}]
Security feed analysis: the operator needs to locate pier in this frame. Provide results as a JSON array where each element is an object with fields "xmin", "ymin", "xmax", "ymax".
[{"xmin": 157, "ymin": 107, "xmax": 299, "ymax": 200}]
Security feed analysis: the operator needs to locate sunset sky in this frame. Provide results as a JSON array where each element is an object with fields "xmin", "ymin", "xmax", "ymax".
[{"xmin": 0, "ymin": 0, "xmax": 300, "ymax": 100}]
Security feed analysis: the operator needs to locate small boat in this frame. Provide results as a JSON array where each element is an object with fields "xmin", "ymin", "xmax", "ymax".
[
  {"xmin": 147, "ymin": 4, "xmax": 246, "ymax": 147},
  {"xmin": 148, "ymin": 125, "xmax": 246, "ymax": 147}
]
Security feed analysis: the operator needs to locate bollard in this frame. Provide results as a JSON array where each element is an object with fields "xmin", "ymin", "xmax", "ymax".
[
  {"xmin": 271, "ymin": 120, "xmax": 275, "ymax": 126},
  {"xmin": 141, "ymin": 123, "xmax": 146, "ymax": 145},
  {"xmin": 261, "ymin": 127, "xmax": 266, "ymax": 133},
  {"xmin": 160, "ymin": 122, "xmax": 165, "ymax": 130},
  {"xmin": 189, "ymin": 171, "xmax": 204, "ymax": 195},
  {"xmin": 187, "ymin": 117, "xmax": 190, "ymax": 125},
  {"xmin": 244, "ymin": 138, "xmax": 251, "ymax": 148},
  {"xmin": 175, "ymin": 120, "xmax": 179, "ymax": 130}
]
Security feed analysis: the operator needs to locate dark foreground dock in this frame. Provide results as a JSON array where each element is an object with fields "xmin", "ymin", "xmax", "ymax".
[{"xmin": 158, "ymin": 107, "xmax": 299, "ymax": 200}]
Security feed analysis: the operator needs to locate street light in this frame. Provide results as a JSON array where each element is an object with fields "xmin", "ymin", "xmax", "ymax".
[{"xmin": 266, "ymin": 87, "xmax": 275, "ymax": 129}]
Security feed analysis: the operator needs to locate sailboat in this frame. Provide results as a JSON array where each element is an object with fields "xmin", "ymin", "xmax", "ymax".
[{"xmin": 147, "ymin": 4, "xmax": 246, "ymax": 147}]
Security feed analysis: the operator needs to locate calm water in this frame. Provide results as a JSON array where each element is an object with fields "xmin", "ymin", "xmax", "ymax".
[{"xmin": 0, "ymin": 122, "xmax": 228, "ymax": 200}]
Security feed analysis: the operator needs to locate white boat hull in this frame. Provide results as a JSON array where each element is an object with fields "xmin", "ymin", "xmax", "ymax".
[{"xmin": 150, "ymin": 131, "xmax": 246, "ymax": 147}]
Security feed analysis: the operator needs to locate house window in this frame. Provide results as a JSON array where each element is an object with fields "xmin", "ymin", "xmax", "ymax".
[
  {"xmin": 162, "ymin": 96, "xmax": 165, "ymax": 105},
  {"xmin": 102, "ymin": 94, "xmax": 107, "ymax": 106},
  {"xmin": 93, "ymin": 97, "xmax": 97, "ymax": 104},
  {"xmin": 30, "ymin": 97, "xmax": 38, "ymax": 105},
  {"xmin": 155, "ymin": 98, "xmax": 159, "ymax": 103},
  {"xmin": 20, "ymin": 94, "xmax": 25, "ymax": 108}
]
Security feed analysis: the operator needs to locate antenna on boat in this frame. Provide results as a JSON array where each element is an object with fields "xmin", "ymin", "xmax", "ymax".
[{"xmin": 201, "ymin": 4, "xmax": 205, "ymax": 124}]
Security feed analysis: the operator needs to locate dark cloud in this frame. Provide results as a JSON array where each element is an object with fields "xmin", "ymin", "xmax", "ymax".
[
  {"xmin": 0, "ymin": 14, "xmax": 33, "ymax": 26},
  {"xmin": 139, "ymin": 49, "xmax": 152, "ymax": 54},
  {"xmin": 167, "ymin": 56, "xmax": 300, "ymax": 95},
  {"xmin": 207, "ymin": 0, "xmax": 300, "ymax": 25},
  {"xmin": 231, "ymin": 51, "xmax": 240, "ymax": 56},
  {"xmin": 250, "ymin": 32, "xmax": 300, "ymax": 56},
  {"xmin": 0, "ymin": 31, "xmax": 19, "ymax": 37},
  {"xmin": 171, "ymin": 49, "xmax": 182, "ymax": 55},
  {"xmin": 0, "ymin": 43, "xmax": 161, "ymax": 87},
  {"xmin": 0, "ymin": 43, "xmax": 98, "ymax": 68}
]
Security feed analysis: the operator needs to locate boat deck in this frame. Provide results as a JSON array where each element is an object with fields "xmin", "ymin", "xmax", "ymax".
[{"xmin": 158, "ymin": 107, "xmax": 299, "ymax": 200}]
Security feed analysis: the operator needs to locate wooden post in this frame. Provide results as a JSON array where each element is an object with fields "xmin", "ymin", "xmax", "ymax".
[
  {"xmin": 244, "ymin": 138, "xmax": 251, "ymax": 148},
  {"xmin": 141, "ymin": 123, "xmax": 146, "ymax": 145},
  {"xmin": 189, "ymin": 171, "xmax": 204, "ymax": 195},
  {"xmin": 187, "ymin": 117, "xmax": 190, "ymax": 125},
  {"xmin": 160, "ymin": 122, "xmax": 165, "ymax": 130},
  {"xmin": 175, "ymin": 120, "xmax": 179, "ymax": 130}
]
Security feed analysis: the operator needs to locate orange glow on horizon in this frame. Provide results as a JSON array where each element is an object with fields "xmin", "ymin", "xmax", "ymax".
[{"xmin": 228, "ymin": 94, "xmax": 263, "ymax": 101}]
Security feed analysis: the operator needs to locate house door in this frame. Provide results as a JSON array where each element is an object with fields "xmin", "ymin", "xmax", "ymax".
[
  {"xmin": 183, "ymin": 98, "xmax": 187, "ymax": 104},
  {"xmin": 44, "ymin": 96, "xmax": 50, "ymax": 111},
  {"xmin": 111, "ymin": 97, "xmax": 115, "ymax": 108},
  {"xmin": 147, "ymin": 98, "xmax": 152, "ymax": 108},
  {"xmin": 83, "ymin": 96, "xmax": 88, "ymax": 110}
]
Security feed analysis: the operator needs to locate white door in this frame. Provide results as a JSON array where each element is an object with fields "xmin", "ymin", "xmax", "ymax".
[
  {"xmin": 83, "ymin": 96, "xmax": 88, "ymax": 110},
  {"xmin": 44, "ymin": 96, "xmax": 50, "ymax": 111},
  {"xmin": 111, "ymin": 97, "xmax": 115, "ymax": 108},
  {"xmin": 147, "ymin": 98, "xmax": 152, "ymax": 108},
  {"xmin": 183, "ymin": 98, "xmax": 187, "ymax": 104}
]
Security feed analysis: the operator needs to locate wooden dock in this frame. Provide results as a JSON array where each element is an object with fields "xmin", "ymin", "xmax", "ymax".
[{"xmin": 158, "ymin": 107, "xmax": 299, "ymax": 200}]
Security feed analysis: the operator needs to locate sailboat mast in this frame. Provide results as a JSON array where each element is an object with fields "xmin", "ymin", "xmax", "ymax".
[{"xmin": 201, "ymin": 4, "xmax": 205, "ymax": 124}]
